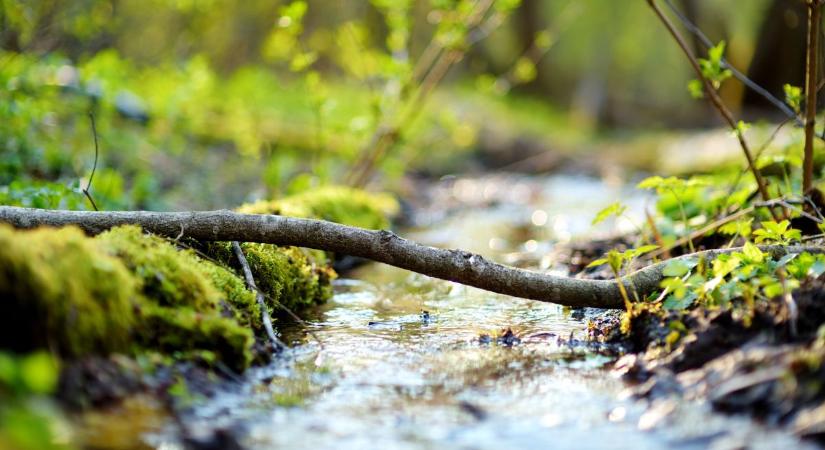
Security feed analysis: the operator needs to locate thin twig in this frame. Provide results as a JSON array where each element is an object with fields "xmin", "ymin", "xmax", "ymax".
[
  {"xmin": 232, "ymin": 241, "xmax": 287, "ymax": 352},
  {"xmin": 346, "ymin": 0, "xmax": 496, "ymax": 187},
  {"xmin": 83, "ymin": 112, "xmax": 100, "ymax": 211},
  {"xmin": 662, "ymin": 0, "xmax": 803, "ymax": 126},
  {"xmin": 647, "ymin": 0, "xmax": 777, "ymax": 220}
]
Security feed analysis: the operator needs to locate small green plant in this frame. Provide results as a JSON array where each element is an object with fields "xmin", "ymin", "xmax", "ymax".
[
  {"xmin": 592, "ymin": 201, "xmax": 627, "ymax": 226},
  {"xmin": 784, "ymin": 84, "xmax": 803, "ymax": 114},
  {"xmin": 752, "ymin": 220, "xmax": 802, "ymax": 245},
  {"xmin": 686, "ymin": 41, "xmax": 731, "ymax": 98},
  {"xmin": 587, "ymin": 245, "xmax": 659, "ymax": 309}
]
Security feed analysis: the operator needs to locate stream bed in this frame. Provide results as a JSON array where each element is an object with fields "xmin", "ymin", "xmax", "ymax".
[{"xmin": 140, "ymin": 174, "xmax": 816, "ymax": 450}]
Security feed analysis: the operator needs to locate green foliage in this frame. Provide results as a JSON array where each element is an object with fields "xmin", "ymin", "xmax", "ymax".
[
  {"xmin": 587, "ymin": 245, "xmax": 659, "ymax": 273},
  {"xmin": 592, "ymin": 201, "xmax": 627, "ymax": 226},
  {"xmin": 752, "ymin": 220, "xmax": 802, "ymax": 245},
  {"xmin": 657, "ymin": 242, "xmax": 822, "ymax": 316},
  {"xmin": 0, "ymin": 352, "xmax": 60, "ymax": 396},
  {"xmin": 784, "ymin": 84, "xmax": 803, "ymax": 114},
  {"xmin": 698, "ymin": 41, "xmax": 733, "ymax": 89}
]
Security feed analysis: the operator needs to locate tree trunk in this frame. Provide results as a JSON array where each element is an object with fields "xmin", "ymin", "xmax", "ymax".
[{"xmin": 0, "ymin": 206, "xmax": 820, "ymax": 309}]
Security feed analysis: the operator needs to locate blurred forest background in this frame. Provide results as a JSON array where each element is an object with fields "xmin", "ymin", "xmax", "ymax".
[{"xmin": 0, "ymin": 0, "xmax": 807, "ymax": 211}]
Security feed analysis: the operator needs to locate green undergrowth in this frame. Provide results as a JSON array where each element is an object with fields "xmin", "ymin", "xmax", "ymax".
[{"xmin": 586, "ymin": 143, "xmax": 825, "ymax": 433}]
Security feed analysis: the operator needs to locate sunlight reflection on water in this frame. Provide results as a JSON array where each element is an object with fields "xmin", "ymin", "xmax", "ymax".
[{"xmin": 160, "ymin": 174, "xmax": 816, "ymax": 450}]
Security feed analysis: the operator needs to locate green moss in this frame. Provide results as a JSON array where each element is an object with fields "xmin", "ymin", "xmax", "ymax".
[
  {"xmin": 237, "ymin": 185, "xmax": 399, "ymax": 230},
  {"xmin": 95, "ymin": 225, "xmax": 256, "ymax": 370},
  {"xmin": 197, "ymin": 260, "xmax": 261, "ymax": 330},
  {"xmin": 206, "ymin": 242, "xmax": 335, "ymax": 315},
  {"xmin": 136, "ymin": 305, "xmax": 253, "ymax": 372},
  {"xmin": 0, "ymin": 225, "xmax": 137, "ymax": 357},
  {"xmin": 96, "ymin": 225, "xmax": 222, "ymax": 311}
]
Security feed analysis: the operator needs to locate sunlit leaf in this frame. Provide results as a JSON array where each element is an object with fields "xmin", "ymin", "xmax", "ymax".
[
  {"xmin": 592, "ymin": 202, "xmax": 626, "ymax": 225},
  {"xmin": 586, "ymin": 257, "xmax": 608, "ymax": 269},
  {"xmin": 742, "ymin": 241, "xmax": 764, "ymax": 263}
]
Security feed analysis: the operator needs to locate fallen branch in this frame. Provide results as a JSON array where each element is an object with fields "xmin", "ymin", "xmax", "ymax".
[
  {"xmin": 1, "ymin": 206, "xmax": 822, "ymax": 309},
  {"xmin": 231, "ymin": 241, "xmax": 286, "ymax": 351}
]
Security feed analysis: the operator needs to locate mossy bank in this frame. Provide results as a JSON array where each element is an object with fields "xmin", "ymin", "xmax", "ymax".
[{"xmin": 0, "ymin": 186, "xmax": 396, "ymax": 375}]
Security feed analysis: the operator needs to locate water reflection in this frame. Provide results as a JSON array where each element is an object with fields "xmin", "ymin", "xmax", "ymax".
[{"xmin": 166, "ymin": 174, "xmax": 814, "ymax": 450}]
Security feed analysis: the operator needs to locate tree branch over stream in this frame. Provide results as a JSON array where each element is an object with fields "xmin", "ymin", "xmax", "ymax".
[{"xmin": 1, "ymin": 206, "xmax": 822, "ymax": 309}]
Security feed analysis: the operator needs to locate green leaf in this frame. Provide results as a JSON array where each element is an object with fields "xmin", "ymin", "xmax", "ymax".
[
  {"xmin": 763, "ymin": 282, "xmax": 784, "ymax": 299},
  {"xmin": 586, "ymin": 257, "xmax": 608, "ymax": 269},
  {"xmin": 712, "ymin": 255, "xmax": 741, "ymax": 278},
  {"xmin": 663, "ymin": 291, "xmax": 697, "ymax": 310},
  {"xmin": 625, "ymin": 244, "xmax": 659, "ymax": 259},
  {"xmin": 784, "ymin": 84, "xmax": 803, "ymax": 113},
  {"xmin": 660, "ymin": 277, "xmax": 687, "ymax": 298},
  {"xmin": 735, "ymin": 120, "xmax": 751, "ymax": 136},
  {"xmin": 687, "ymin": 79, "xmax": 704, "ymax": 99},
  {"xmin": 607, "ymin": 250, "xmax": 624, "ymax": 273},
  {"xmin": 742, "ymin": 241, "xmax": 764, "ymax": 263},
  {"xmin": 719, "ymin": 218, "xmax": 752, "ymax": 237},
  {"xmin": 636, "ymin": 176, "xmax": 664, "ymax": 190},
  {"xmin": 775, "ymin": 253, "xmax": 798, "ymax": 269},
  {"xmin": 592, "ymin": 201, "xmax": 627, "ymax": 225},
  {"xmin": 708, "ymin": 40, "xmax": 726, "ymax": 62},
  {"xmin": 812, "ymin": 259, "xmax": 825, "ymax": 278},
  {"xmin": 662, "ymin": 258, "xmax": 698, "ymax": 277}
]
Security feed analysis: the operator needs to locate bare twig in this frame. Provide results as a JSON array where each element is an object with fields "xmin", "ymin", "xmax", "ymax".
[
  {"xmin": 3, "ymin": 206, "xmax": 824, "ymax": 309},
  {"xmin": 803, "ymin": 0, "xmax": 823, "ymax": 193},
  {"xmin": 345, "ymin": 0, "xmax": 496, "ymax": 187},
  {"xmin": 82, "ymin": 112, "xmax": 100, "ymax": 211},
  {"xmin": 662, "ymin": 0, "xmax": 803, "ymax": 126},
  {"xmin": 646, "ymin": 0, "xmax": 777, "ymax": 220},
  {"xmin": 232, "ymin": 241, "xmax": 287, "ymax": 351}
]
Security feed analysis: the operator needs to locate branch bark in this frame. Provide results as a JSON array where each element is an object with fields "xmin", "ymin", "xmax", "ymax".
[{"xmin": 1, "ymin": 206, "xmax": 822, "ymax": 309}]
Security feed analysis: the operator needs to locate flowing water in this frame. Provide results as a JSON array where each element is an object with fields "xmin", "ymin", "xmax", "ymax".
[{"xmin": 142, "ymin": 174, "xmax": 816, "ymax": 450}]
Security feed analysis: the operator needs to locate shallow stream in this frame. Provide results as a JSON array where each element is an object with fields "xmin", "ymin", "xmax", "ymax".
[{"xmin": 144, "ymin": 174, "xmax": 816, "ymax": 450}]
